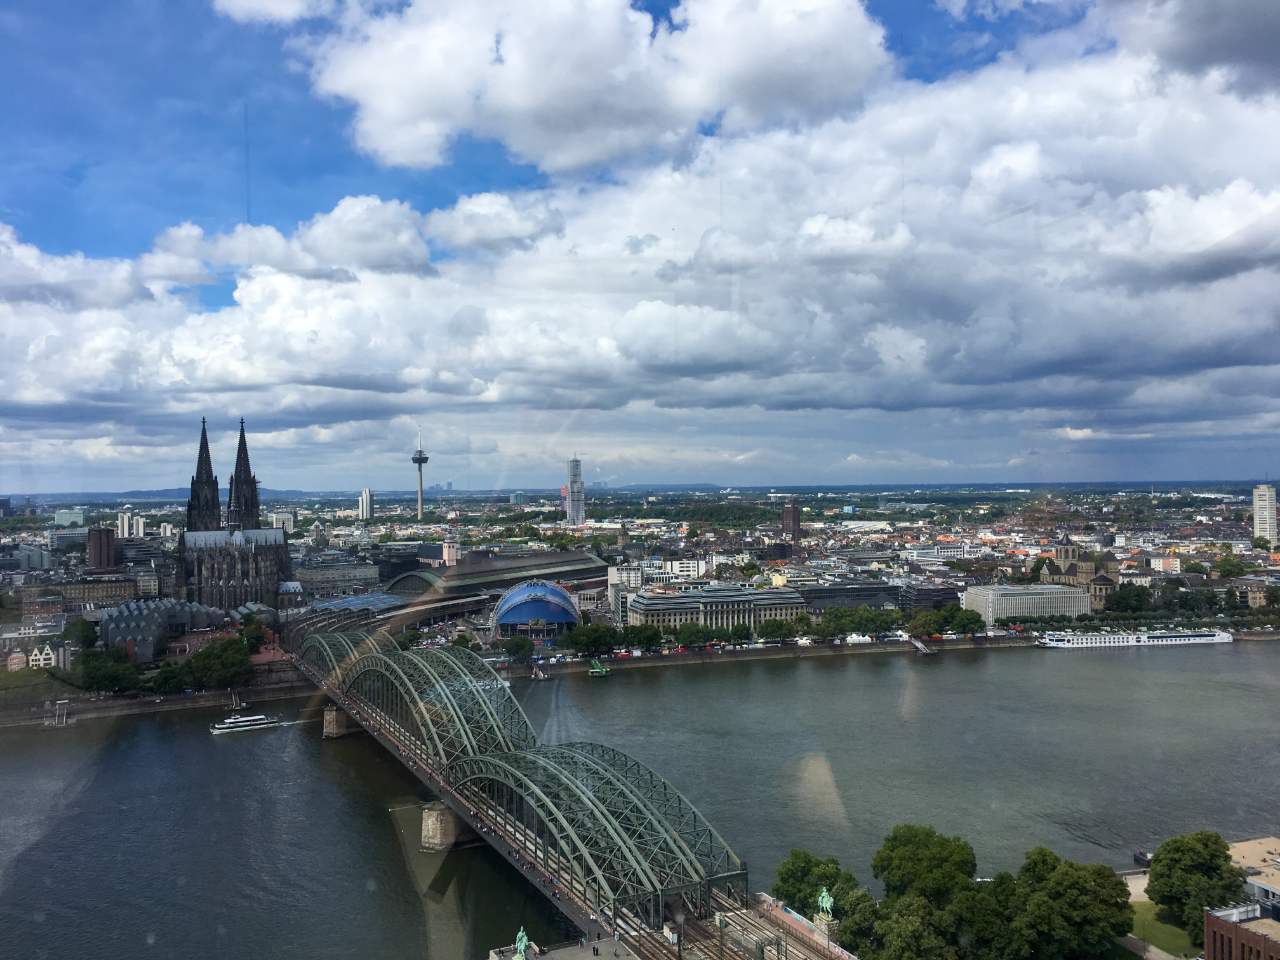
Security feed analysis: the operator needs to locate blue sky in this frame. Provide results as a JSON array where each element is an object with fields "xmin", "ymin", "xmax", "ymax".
[
  {"xmin": 0, "ymin": 0, "xmax": 543, "ymax": 264},
  {"xmin": 3, "ymin": 0, "xmax": 1280, "ymax": 492},
  {"xmin": 0, "ymin": 0, "xmax": 1078, "ymax": 261}
]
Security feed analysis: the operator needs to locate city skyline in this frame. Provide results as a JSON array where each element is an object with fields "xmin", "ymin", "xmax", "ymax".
[
  {"xmin": 5, "ymin": 1, "xmax": 1280, "ymax": 491},
  {"xmin": 3, "ymin": 4, "xmax": 1278, "ymax": 960}
]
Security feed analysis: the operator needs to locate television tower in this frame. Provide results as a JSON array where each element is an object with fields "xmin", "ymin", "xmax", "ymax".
[{"xmin": 411, "ymin": 426, "xmax": 429, "ymax": 520}]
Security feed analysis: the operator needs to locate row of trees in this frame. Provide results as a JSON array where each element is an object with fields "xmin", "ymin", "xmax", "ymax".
[
  {"xmin": 774, "ymin": 826, "xmax": 1246, "ymax": 958},
  {"xmin": 497, "ymin": 600, "xmax": 988, "ymax": 662},
  {"xmin": 1104, "ymin": 579, "xmax": 1277, "ymax": 615},
  {"xmin": 53, "ymin": 632, "xmax": 256, "ymax": 695},
  {"xmin": 774, "ymin": 824, "xmax": 1132, "ymax": 960},
  {"xmin": 148, "ymin": 636, "xmax": 254, "ymax": 694},
  {"xmin": 906, "ymin": 604, "xmax": 986, "ymax": 637}
]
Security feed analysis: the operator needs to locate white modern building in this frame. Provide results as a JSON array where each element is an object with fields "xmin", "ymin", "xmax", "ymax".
[
  {"xmin": 357, "ymin": 487, "xmax": 374, "ymax": 521},
  {"xmin": 963, "ymin": 584, "xmax": 1090, "ymax": 623},
  {"xmin": 663, "ymin": 558, "xmax": 708, "ymax": 578},
  {"xmin": 269, "ymin": 511, "xmax": 296, "ymax": 533},
  {"xmin": 114, "ymin": 511, "xmax": 145, "ymax": 538},
  {"xmin": 1253, "ymin": 484, "xmax": 1276, "ymax": 546},
  {"xmin": 53, "ymin": 508, "xmax": 85, "ymax": 527},
  {"xmin": 565, "ymin": 457, "xmax": 585, "ymax": 526}
]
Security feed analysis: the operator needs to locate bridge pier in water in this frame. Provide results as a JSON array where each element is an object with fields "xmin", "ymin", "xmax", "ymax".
[
  {"xmin": 420, "ymin": 800, "xmax": 474, "ymax": 852},
  {"xmin": 321, "ymin": 704, "xmax": 359, "ymax": 739},
  {"xmin": 290, "ymin": 628, "xmax": 757, "ymax": 954}
]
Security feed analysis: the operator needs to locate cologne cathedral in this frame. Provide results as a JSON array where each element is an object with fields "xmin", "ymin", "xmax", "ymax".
[{"xmin": 179, "ymin": 419, "xmax": 291, "ymax": 608}]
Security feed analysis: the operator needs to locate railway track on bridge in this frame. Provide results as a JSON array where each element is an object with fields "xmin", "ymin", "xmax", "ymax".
[{"xmin": 282, "ymin": 616, "xmax": 757, "ymax": 959}]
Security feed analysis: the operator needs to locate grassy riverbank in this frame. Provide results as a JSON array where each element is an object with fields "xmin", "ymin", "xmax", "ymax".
[
  {"xmin": 1131, "ymin": 901, "xmax": 1197, "ymax": 957},
  {"xmin": 0, "ymin": 668, "xmax": 82, "ymax": 704}
]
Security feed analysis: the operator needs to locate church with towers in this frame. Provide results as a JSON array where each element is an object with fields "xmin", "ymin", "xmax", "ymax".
[{"xmin": 178, "ymin": 419, "xmax": 291, "ymax": 609}]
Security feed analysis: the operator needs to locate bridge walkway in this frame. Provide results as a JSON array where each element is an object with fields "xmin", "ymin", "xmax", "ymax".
[{"xmin": 293, "ymin": 645, "xmax": 838, "ymax": 960}]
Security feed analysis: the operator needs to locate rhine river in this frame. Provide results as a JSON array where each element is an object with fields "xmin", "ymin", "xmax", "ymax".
[{"xmin": 1, "ymin": 642, "xmax": 1277, "ymax": 959}]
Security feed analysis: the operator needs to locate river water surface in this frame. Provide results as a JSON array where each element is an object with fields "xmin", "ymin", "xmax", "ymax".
[{"xmin": 1, "ymin": 642, "xmax": 1277, "ymax": 959}]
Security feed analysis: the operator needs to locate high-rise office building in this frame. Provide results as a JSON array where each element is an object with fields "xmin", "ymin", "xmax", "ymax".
[
  {"xmin": 1253, "ymin": 484, "xmax": 1277, "ymax": 545},
  {"xmin": 358, "ymin": 487, "xmax": 374, "ymax": 521},
  {"xmin": 87, "ymin": 527, "xmax": 118, "ymax": 570},
  {"xmin": 117, "ymin": 511, "xmax": 132, "ymax": 539},
  {"xmin": 269, "ymin": 511, "xmax": 296, "ymax": 533},
  {"xmin": 568, "ymin": 458, "xmax": 586, "ymax": 527},
  {"xmin": 566, "ymin": 457, "xmax": 585, "ymax": 525},
  {"xmin": 131, "ymin": 515, "xmax": 146, "ymax": 538},
  {"xmin": 781, "ymin": 500, "xmax": 803, "ymax": 542}
]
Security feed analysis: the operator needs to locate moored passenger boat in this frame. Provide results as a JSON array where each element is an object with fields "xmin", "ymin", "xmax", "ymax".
[{"xmin": 1037, "ymin": 629, "xmax": 1232, "ymax": 649}]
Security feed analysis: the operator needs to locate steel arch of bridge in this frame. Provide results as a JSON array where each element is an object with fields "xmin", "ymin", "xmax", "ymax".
[{"xmin": 294, "ymin": 627, "xmax": 746, "ymax": 927}]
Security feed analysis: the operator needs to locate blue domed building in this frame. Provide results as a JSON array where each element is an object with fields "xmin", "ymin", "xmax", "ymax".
[{"xmin": 492, "ymin": 579, "xmax": 580, "ymax": 644}]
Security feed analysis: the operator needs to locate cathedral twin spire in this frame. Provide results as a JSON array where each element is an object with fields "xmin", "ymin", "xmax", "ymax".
[
  {"xmin": 185, "ymin": 418, "xmax": 221, "ymax": 532},
  {"xmin": 226, "ymin": 418, "xmax": 261, "ymax": 531},
  {"xmin": 184, "ymin": 418, "xmax": 261, "ymax": 532}
]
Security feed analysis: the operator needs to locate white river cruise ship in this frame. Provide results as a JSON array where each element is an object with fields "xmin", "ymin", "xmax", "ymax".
[
  {"xmin": 209, "ymin": 713, "xmax": 282, "ymax": 734},
  {"xmin": 1037, "ymin": 629, "xmax": 1233, "ymax": 649}
]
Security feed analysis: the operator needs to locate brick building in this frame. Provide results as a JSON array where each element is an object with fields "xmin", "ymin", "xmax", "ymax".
[{"xmin": 1205, "ymin": 901, "xmax": 1280, "ymax": 960}]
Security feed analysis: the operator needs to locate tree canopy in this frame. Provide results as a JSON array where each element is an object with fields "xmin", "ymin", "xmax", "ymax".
[
  {"xmin": 77, "ymin": 647, "xmax": 139, "ymax": 693},
  {"xmin": 239, "ymin": 614, "xmax": 266, "ymax": 654},
  {"xmin": 620, "ymin": 624, "xmax": 663, "ymax": 650},
  {"xmin": 501, "ymin": 636, "xmax": 534, "ymax": 661},
  {"xmin": 874, "ymin": 895, "xmax": 951, "ymax": 960},
  {"xmin": 1146, "ymin": 831, "xmax": 1245, "ymax": 945},
  {"xmin": 1214, "ymin": 555, "xmax": 1248, "ymax": 578},
  {"xmin": 1104, "ymin": 583, "xmax": 1152, "ymax": 613},
  {"xmin": 872, "ymin": 824, "xmax": 978, "ymax": 906},
  {"xmin": 907, "ymin": 603, "xmax": 985, "ymax": 637},
  {"xmin": 61, "ymin": 616, "xmax": 97, "ymax": 649},
  {"xmin": 774, "ymin": 827, "xmax": 1135, "ymax": 960},
  {"xmin": 771, "ymin": 849, "xmax": 859, "ymax": 917},
  {"xmin": 188, "ymin": 636, "xmax": 254, "ymax": 690},
  {"xmin": 564, "ymin": 623, "xmax": 618, "ymax": 657},
  {"xmin": 756, "ymin": 618, "xmax": 796, "ymax": 640},
  {"xmin": 146, "ymin": 635, "xmax": 254, "ymax": 693},
  {"xmin": 1013, "ymin": 849, "xmax": 1132, "ymax": 960},
  {"xmin": 818, "ymin": 604, "xmax": 904, "ymax": 638}
]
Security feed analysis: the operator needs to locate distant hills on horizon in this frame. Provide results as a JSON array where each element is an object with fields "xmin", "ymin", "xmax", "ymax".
[{"xmin": 2, "ymin": 479, "xmax": 1260, "ymax": 504}]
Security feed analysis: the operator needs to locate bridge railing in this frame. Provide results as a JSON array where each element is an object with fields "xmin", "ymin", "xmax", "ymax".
[{"xmin": 290, "ymin": 626, "xmax": 750, "ymax": 940}]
